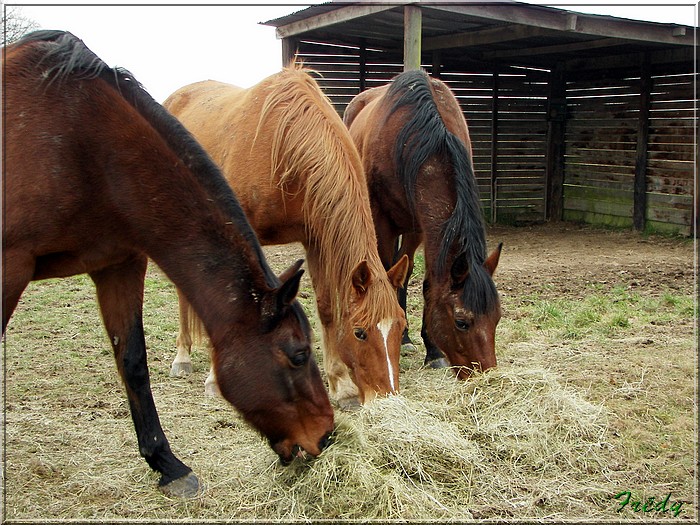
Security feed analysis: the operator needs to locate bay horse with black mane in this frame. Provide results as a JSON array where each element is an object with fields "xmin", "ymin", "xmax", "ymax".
[
  {"xmin": 2, "ymin": 31, "xmax": 333, "ymax": 497},
  {"xmin": 344, "ymin": 69, "xmax": 502, "ymax": 377},
  {"xmin": 164, "ymin": 66, "xmax": 409, "ymax": 408}
]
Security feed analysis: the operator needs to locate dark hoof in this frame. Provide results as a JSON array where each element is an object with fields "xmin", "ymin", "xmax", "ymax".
[
  {"xmin": 401, "ymin": 342, "xmax": 418, "ymax": 354},
  {"xmin": 160, "ymin": 472, "xmax": 200, "ymax": 498},
  {"xmin": 425, "ymin": 357, "xmax": 450, "ymax": 369},
  {"xmin": 337, "ymin": 396, "xmax": 361, "ymax": 411},
  {"xmin": 169, "ymin": 361, "xmax": 193, "ymax": 378}
]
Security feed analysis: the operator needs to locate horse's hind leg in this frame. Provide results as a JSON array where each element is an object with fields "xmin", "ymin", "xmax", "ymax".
[
  {"xmin": 171, "ymin": 288, "xmax": 194, "ymax": 377},
  {"xmin": 90, "ymin": 255, "xmax": 199, "ymax": 498},
  {"xmin": 2, "ymin": 249, "xmax": 35, "ymax": 334}
]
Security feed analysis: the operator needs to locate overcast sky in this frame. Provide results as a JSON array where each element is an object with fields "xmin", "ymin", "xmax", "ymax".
[{"xmin": 12, "ymin": 1, "xmax": 699, "ymax": 103}]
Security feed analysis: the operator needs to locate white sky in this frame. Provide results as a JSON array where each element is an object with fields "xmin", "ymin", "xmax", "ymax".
[{"xmin": 10, "ymin": 1, "xmax": 698, "ymax": 103}]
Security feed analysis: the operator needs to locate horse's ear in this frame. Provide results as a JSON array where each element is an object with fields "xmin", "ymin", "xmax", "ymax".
[
  {"xmin": 278, "ymin": 259, "xmax": 305, "ymax": 284},
  {"xmin": 484, "ymin": 243, "xmax": 503, "ymax": 277},
  {"xmin": 450, "ymin": 251, "xmax": 470, "ymax": 289},
  {"xmin": 387, "ymin": 254, "xmax": 410, "ymax": 289},
  {"xmin": 352, "ymin": 260, "xmax": 372, "ymax": 296},
  {"xmin": 276, "ymin": 261, "xmax": 305, "ymax": 308}
]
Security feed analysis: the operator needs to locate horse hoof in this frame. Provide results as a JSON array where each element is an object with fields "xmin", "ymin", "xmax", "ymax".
[
  {"xmin": 204, "ymin": 382, "xmax": 221, "ymax": 398},
  {"xmin": 160, "ymin": 472, "xmax": 200, "ymax": 498},
  {"xmin": 425, "ymin": 357, "xmax": 450, "ymax": 369},
  {"xmin": 337, "ymin": 396, "xmax": 361, "ymax": 411},
  {"xmin": 401, "ymin": 342, "xmax": 418, "ymax": 354},
  {"xmin": 170, "ymin": 362, "xmax": 193, "ymax": 377}
]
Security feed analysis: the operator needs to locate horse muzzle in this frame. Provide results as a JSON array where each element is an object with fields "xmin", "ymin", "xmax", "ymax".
[{"xmin": 274, "ymin": 430, "xmax": 335, "ymax": 466}]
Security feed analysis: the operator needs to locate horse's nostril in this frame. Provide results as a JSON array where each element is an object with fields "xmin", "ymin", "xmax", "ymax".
[{"xmin": 319, "ymin": 430, "xmax": 334, "ymax": 451}]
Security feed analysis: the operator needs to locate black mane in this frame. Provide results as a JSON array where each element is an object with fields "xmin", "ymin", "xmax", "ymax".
[
  {"xmin": 386, "ymin": 69, "xmax": 498, "ymax": 314},
  {"xmin": 17, "ymin": 30, "xmax": 279, "ymax": 288}
]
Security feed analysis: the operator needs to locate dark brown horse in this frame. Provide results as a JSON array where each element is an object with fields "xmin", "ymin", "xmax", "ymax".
[
  {"xmin": 2, "ymin": 31, "xmax": 333, "ymax": 497},
  {"xmin": 344, "ymin": 70, "xmax": 502, "ymax": 378}
]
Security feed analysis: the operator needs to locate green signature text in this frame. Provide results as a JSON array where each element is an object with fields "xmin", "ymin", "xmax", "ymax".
[{"xmin": 614, "ymin": 491, "xmax": 684, "ymax": 517}]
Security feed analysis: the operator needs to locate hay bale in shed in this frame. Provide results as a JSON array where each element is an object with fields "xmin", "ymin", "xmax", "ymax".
[{"xmin": 235, "ymin": 367, "xmax": 612, "ymax": 521}]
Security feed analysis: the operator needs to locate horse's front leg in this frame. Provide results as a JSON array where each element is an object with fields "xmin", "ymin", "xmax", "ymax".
[
  {"xmin": 420, "ymin": 278, "xmax": 449, "ymax": 369},
  {"xmin": 304, "ymin": 246, "xmax": 359, "ymax": 409},
  {"xmin": 90, "ymin": 255, "xmax": 199, "ymax": 498},
  {"xmin": 394, "ymin": 232, "xmax": 422, "ymax": 350}
]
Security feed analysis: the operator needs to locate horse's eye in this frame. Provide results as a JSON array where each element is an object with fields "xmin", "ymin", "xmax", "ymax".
[
  {"xmin": 288, "ymin": 349, "xmax": 309, "ymax": 367},
  {"xmin": 353, "ymin": 328, "xmax": 368, "ymax": 341},
  {"xmin": 455, "ymin": 318, "xmax": 471, "ymax": 332}
]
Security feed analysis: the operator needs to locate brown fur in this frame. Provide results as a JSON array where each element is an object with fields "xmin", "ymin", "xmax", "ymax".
[
  {"xmin": 3, "ymin": 31, "xmax": 333, "ymax": 490},
  {"xmin": 344, "ymin": 70, "xmax": 502, "ymax": 375},
  {"xmin": 165, "ymin": 65, "xmax": 409, "ymax": 404}
]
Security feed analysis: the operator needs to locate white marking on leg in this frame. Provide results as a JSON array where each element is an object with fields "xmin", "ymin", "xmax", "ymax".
[{"xmin": 377, "ymin": 319, "xmax": 396, "ymax": 392}]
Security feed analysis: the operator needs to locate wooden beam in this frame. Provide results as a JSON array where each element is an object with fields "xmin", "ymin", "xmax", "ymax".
[
  {"xmin": 483, "ymin": 36, "xmax": 635, "ymax": 61},
  {"xmin": 424, "ymin": 25, "xmax": 552, "ymax": 52},
  {"xmin": 428, "ymin": 3, "xmax": 695, "ymax": 46},
  {"xmin": 274, "ymin": 4, "xmax": 397, "ymax": 39},
  {"xmin": 633, "ymin": 54, "xmax": 651, "ymax": 231},
  {"xmin": 403, "ymin": 5, "xmax": 422, "ymax": 71}
]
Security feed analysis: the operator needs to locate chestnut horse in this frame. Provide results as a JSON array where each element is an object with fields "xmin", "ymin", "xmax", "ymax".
[
  {"xmin": 164, "ymin": 66, "xmax": 409, "ymax": 407},
  {"xmin": 3, "ymin": 31, "xmax": 333, "ymax": 497},
  {"xmin": 344, "ymin": 70, "xmax": 502, "ymax": 378}
]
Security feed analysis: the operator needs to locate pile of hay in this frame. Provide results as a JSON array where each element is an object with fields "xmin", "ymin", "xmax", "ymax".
[{"xmin": 227, "ymin": 367, "xmax": 613, "ymax": 521}]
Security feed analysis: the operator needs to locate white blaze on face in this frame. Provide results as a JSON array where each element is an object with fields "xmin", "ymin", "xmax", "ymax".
[{"xmin": 377, "ymin": 319, "xmax": 396, "ymax": 392}]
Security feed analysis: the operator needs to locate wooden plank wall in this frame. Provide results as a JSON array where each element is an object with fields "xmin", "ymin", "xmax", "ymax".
[
  {"xmin": 563, "ymin": 72, "xmax": 696, "ymax": 235},
  {"xmin": 296, "ymin": 40, "xmax": 549, "ymax": 224},
  {"xmin": 297, "ymin": 40, "xmax": 695, "ymax": 235},
  {"xmin": 646, "ymin": 72, "xmax": 696, "ymax": 235}
]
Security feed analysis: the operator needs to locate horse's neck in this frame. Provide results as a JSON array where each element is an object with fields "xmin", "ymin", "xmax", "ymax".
[{"xmin": 412, "ymin": 161, "xmax": 460, "ymax": 278}]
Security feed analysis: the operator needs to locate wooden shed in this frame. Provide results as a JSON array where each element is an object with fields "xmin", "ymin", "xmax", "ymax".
[{"xmin": 263, "ymin": 1, "xmax": 697, "ymax": 236}]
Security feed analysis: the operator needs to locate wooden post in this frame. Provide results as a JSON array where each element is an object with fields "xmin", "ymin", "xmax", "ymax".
[
  {"xmin": 359, "ymin": 38, "xmax": 367, "ymax": 92},
  {"xmin": 633, "ymin": 53, "xmax": 651, "ymax": 231},
  {"xmin": 432, "ymin": 50, "xmax": 442, "ymax": 78},
  {"xmin": 403, "ymin": 5, "xmax": 422, "ymax": 71},
  {"xmin": 545, "ymin": 65, "xmax": 566, "ymax": 221},
  {"xmin": 490, "ymin": 72, "xmax": 499, "ymax": 223},
  {"xmin": 282, "ymin": 37, "xmax": 299, "ymax": 67},
  {"xmin": 695, "ymin": 136, "xmax": 699, "ymax": 239}
]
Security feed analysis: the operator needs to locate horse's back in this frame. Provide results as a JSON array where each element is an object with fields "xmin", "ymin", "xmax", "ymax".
[{"xmin": 165, "ymin": 78, "xmax": 303, "ymax": 245}]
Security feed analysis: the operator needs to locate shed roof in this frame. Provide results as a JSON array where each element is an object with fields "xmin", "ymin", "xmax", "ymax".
[{"xmin": 263, "ymin": 1, "xmax": 695, "ymax": 75}]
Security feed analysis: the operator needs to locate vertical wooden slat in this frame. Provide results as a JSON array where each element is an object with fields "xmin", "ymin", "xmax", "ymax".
[
  {"xmin": 432, "ymin": 50, "xmax": 442, "ymax": 78},
  {"xmin": 403, "ymin": 5, "xmax": 422, "ymax": 71},
  {"xmin": 633, "ymin": 53, "xmax": 651, "ymax": 231},
  {"xmin": 359, "ymin": 38, "xmax": 367, "ymax": 92},
  {"xmin": 546, "ymin": 65, "xmax": 566, "ymax": 221},
  {"xmin": 490, "ymin": 72, "xmax": 499, "ymax": 223}
]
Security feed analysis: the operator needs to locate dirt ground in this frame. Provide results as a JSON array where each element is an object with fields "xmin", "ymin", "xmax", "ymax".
[
  {"xmin": 3, "ymin": 221, "xmax": 696, "ymax": 521},
  {"xmin": 264, "ymin": 221, "xmax": 694, "ymax": 307},
  {"xmin": 487, "ymin": 223, "xmax": 693, "ymax": 299}
]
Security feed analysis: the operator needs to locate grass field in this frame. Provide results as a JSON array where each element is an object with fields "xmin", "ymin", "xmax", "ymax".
[{"xmin": 3, "ymin": 223, "xmax": 696, "ymax": 521}]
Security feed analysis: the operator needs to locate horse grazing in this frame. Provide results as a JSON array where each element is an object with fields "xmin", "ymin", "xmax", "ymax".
[
  {"xmin": 163, "ymin": 66, "xmax": 409, "ymax": 408},
  {"xmin": 344, "ymin": 69, "xmax": 502, "ymax": 378},
  {"xmin": 2, "ymin": 31, "xmax": 334, "ymax": 497}
]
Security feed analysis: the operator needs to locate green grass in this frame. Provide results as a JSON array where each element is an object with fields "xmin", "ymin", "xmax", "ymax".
[{"xmin": 500, "ymin": 286, "xmax": 695, "ymax": 344}]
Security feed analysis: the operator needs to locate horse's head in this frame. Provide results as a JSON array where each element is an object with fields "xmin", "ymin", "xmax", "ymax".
[
  {"xmin": 425, "ymin": 244, "xmax": 502, "ymax": 378},
  {"xmin": 326, "ymin": 255, "xmax": 409, "ymax": 408},
  {"xmin": 211, "ymin": 260, "xmax": 334, "ymax": 464}
]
